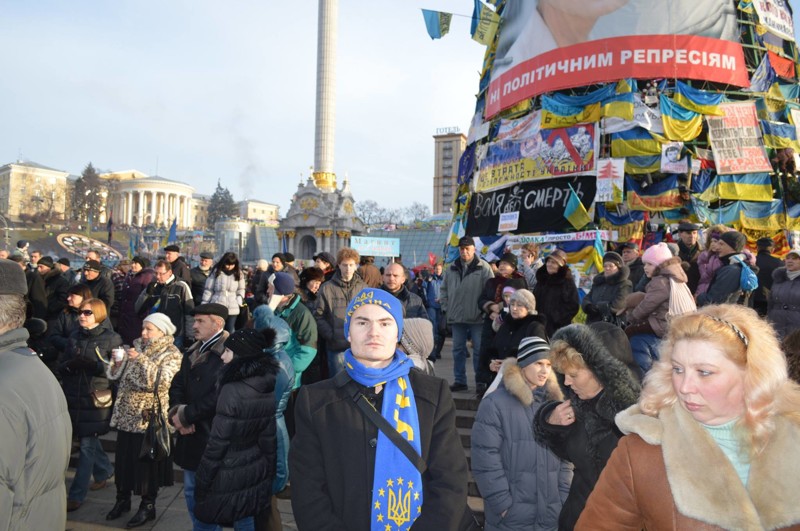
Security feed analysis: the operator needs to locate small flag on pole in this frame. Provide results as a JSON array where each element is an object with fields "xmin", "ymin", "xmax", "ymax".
[
  {"xmin": 167, "ymin": 218, "xmax": 178, "ymax": 244},
  {"xmin": 421, "ymin": 9, "xmax": 452, "ymax": 40},
  {"xmin": 106, "ymin": 209, "xmax": 113, "ymax": 243},
  {"xmin": 564, "ymin": 184, "xmax": 592, "ymax": 230},
  {"xmin": 471, "ymin": 0, "xmax": 499, "ymax": 46}
]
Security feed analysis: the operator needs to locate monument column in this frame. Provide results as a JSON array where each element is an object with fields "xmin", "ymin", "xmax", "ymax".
[
  {"xmin": 315, "ymin": 229, "xmax": 325, "ymax": 255},
  {"xmin": 337, "ymin": 230, "xmax": 350, "ymax": 249},
  {"xmin": 286, "ymin": 231, "xmax": 296, "ymax": 255},
  {"xmin": 311, "ymin": 0, "xmax": 338, "ymax": 193},
  {"xmin": 137, "ymin": 191, "xmax": 144, "ymax": 226}
]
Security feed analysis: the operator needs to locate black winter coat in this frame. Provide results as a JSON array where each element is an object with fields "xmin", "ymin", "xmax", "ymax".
[
  {"xmin": 117, "ymin": 268, "xmax": 155, "ymax": 345},
  {"xmin": 533, "ymin": 266, "xmax": 579, "ymax": 338},
  {"xmin": 58, "ymin": 324, "xmax": 122, "ymax": 437},
  {"xmin": 168, "ymin": 332, "xmax": 229, "ymax": 471},
  {"xmin": 82, "ymin": 275, "xmax": 115, "ymax": 313},
  {"xmin": 488, "ymin": 313, "xmax": 548, "ymax": 360},
  {"xmin": 43, "ymin": 268, "xmax": 70, "ymax": 321},
  {"xmin": 195, "ymin": 354, "xmax": 278, "ymax": 526},
  {"xmin": 581, "ymin": 266, "xmax": 632, "ymax": 324}
]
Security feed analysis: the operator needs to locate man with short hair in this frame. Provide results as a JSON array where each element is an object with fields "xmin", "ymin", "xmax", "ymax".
[
  {"xmin": 676, "ymin": 221, "xmax": 702, "ymax": 292},
  {"xmin": 0, "ymin": 258, "xmax": 72, "ymax": 530},
  {"xmin": 168, "ymin": 303, "xmax": 229, "ymax": 529},
  {"xmin": 164, "ymin": 244, "xmax": 192, "ymax": 285},
  {"xmin": 753, "ymin": 237, "xmax": 783, "ymax": 316},
  {"xmin": 190, "ymin": 251, "xmax": 214, "ymax": 305},
  {"xmin": 290, "ymin": 287, "xmax": 469, "ymax": 529},
  {"xmin": 80, "ymin": 259, "xmax": 115, "ymax": 311},
  {"xmin": 618, "ymin": 241, "xmax": 645, "ymax": 290},
  {"xmin": 440, "ymin": 236, "xmax": 494, "ymax": 393},
  {"xmin": 37, "ymin": 256, "xmax": 69, "ymax": 322},
  {"xmin": 314, "ymin": 247, "xmax": 367, "ymax": 376},
  {"xmin": 28, "ymin": 249, "xmax": 42, "ymax": 273},
  {"xmin": 381, "ymin": 262, "xmax": 428, "ymax": 319},
  {"xmin": 135, "ymin": 259, "xmax": 194, "ymax": 349}
]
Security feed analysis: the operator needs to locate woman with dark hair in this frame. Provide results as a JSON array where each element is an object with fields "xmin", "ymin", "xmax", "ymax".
[
  {"xmin": 42, "ymin": 283, "xmax": 95, "ymax": 371},
  {"xmin": 105, "ymin": 313, "xmax": 182, "ymax": 527},
  {"xmin": 298, "ymin": 266, "xmax": 325, "ymax": 310},
  {"xmin": 59, "ymin": 298, "xmax": 123, "ymax": 512},
  {"xmin": 202, "ymin": 252, "xmax": 246, "ymax": 333},
  {"xmin": 533, "ymin": 249, "xmax": 579, "ymax": 338},
  {"xmin": 118, "ymin": 256, "xmax": 155, "ymax": 345},
  {"xmin": 195, "ymin": 328, "xmax": 279, "ymax": 530}
]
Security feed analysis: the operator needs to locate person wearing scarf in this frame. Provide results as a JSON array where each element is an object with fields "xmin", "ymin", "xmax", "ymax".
[{"xmin": 290, "ymin": 288, "xmax": 471, "ymax": 531}]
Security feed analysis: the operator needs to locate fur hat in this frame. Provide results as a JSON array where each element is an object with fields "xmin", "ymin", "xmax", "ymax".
[
  {"xmin": 516, "ymin": 336, "xmax": 550, "ymax": 368},
  {"xmin": 0, "ymin": 258, "xmax": 27, "ymax": 295},
  {"xmin": 224, "ymin": 328, "xmax": 271, "ymax": 358},
  {"xmin": 498, "ymin": 252, "xmax": 518, "ymax": 270},
  {"xmin": 546, "ymin": 249, "xmax": 568, "ymax": 267},
  {"xmin": 300, "ymin": 266, "xmax": 326, "ymax": 284},
  {"xmin": 602, "ymin": 251, "xmax": 624, "ymax": 268},
  {"xmin": 642, "ymin": 243, "xmax": 673, "ymax": 267},
  {"xmin": 344, "ymin": 288, "xmax": 404, "ymax": 341},
  {"xmin": 400, "ymin": 318, "xmax": 434, "ymax": 358},
  {"xmin": 510, "ymin": 289, "xmax": 536, "ymax": 314},
  {"xmin": 720, "ymin": 230, "xmax": 746, "ymax": 252},
  {"xmin": 144, "ymin": 312, "xmax": 177, "ymax": 335}
]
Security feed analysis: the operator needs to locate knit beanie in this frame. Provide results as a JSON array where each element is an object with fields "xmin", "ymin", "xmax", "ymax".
[
  {"xmin": 144, "ymin": 312, "xmax": 177, "ymax": 336},
  {"xmin": 224, "ymin": 328, "xmax": 270, "ymax": 358},
  {"xmin": 510, "ymin": 289, "xmax": 537, "ymax": 314},
  {"xmin": 720, "ymin": 231, "xmax": 747, "ymax": 252},
  {"xmin": 344, "ymin": 288, "xmax": 404, "ymax": 341},
  {"xmin": 400, "ymin": 318, "xmax": 434, "ymax": 358},
  {"xmin": 271, "ymin": 272, "xmax": 296, "ymax": 295},
  {"xmin": 642, "ymin": 243, "xmax": 673, "ymax": 267},
  {"xmin": 603, "ymin": 251, "xmax": 624, "ymax": 268},
  {"xmin": 516, "ymin": 336, "xmax": 551, "ymax": 368}
]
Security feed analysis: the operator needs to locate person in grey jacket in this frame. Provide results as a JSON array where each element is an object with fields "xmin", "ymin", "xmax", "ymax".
[
  {"xmin": 201, "ymin": 252, "xmax": 246, "ymax": 333},
  {"xmin": 440, "ymin": 236, "xmax": 494, "ymax": 392},
  {"xmin": 0, "ymin": 258, "xmax": 72, "ymax": 531},
  {"xmin": 472, "ymin": 337, "xmax": 572, "ymax": 530}
]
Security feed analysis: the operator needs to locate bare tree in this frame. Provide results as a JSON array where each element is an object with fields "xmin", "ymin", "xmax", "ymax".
[{"xmin": 404, "ymin": 202, "xmax": 431, "ymax": 223}]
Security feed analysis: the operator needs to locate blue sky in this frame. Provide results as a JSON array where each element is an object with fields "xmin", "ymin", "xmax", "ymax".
[
  {"xmin": 3, "ymin": 2, "xmax": 799, "ymax": 217},
  {"xmin": 1, "ymin": 1, "xmax": 482, "ymax": 214}
]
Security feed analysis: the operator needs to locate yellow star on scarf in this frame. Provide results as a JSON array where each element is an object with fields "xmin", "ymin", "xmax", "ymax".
[
  {"xmin": 387, "ymin": 479, "xmax": 394, "ymax": 487},
  {"xmin": 385, "ymin": 525, "xmax": 391, "ymax": 531},
  {"xmin": 374, "ymin": 501, "xmax": 381, "ymax": 510},
  {"xmin": 418, "ymin": 506, "xmax": 422, "ymax": 513},
  {"xmin": 397, "ymin": 477, "xmax": 404, "ymax": 485},
  {"xmin": 407, "ymin": 481, "xmax": 414, "ymax": 490},
  {"xmin": 414, "ymin": 492, "xmax": 420, "ymax": 501},
  {"xmin": 378, "ymin": 488, "xmax": 385, "ymax": 497}
]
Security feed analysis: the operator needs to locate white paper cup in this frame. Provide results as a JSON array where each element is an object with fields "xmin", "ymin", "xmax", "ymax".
[{"xmin": 113, "ymin": 348, "xmax": 125, "ymax": 362}]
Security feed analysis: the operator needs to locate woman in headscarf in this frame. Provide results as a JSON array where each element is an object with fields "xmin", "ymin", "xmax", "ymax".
[
  {"xmin": 202, "ymin": 252, "xmax": 246, "ymax": 333},
  {"xmin": 533, "ymin": 324, "xmax": 640, "ymax": 530},
  {"xmin": 105, "ymin": 312, "xmax": 183, "ymax": 527},
  {"xmin": 194, "ymin": 328, "xmax": 279, "ymax": 530}
]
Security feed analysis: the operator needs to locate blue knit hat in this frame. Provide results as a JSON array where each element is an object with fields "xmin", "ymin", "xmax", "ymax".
[{"xmin": 344, "ymin": 288, "xmax": 404, "ymax": 341}]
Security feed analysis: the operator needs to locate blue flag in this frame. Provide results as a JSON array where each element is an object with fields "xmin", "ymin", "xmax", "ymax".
[
  {"xmin": 167, "ymin": 218, "xmax": 177, "ymax": 244},
  {"xmin": 421, "ymin": 9, "xmax": 452, "ymax": 40}
]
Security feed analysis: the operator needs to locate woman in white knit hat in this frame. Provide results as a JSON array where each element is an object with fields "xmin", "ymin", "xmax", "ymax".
[{"xmin": 105, "ymin": 312, "xmax": 183, "ymax": 527}]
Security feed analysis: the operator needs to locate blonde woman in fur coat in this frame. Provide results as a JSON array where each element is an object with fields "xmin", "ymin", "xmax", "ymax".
[
  {"xmin": 577, "ymin": 304, "xmax": 800, "ymax": 530},
  {"xmin": 472, "ymin": 337, "xmax": 572, "ymax": 530}
]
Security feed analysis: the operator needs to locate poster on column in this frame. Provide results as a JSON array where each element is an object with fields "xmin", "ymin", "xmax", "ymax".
[
  {"xmin": 707, "ymin": 102, "xmax": 773, "ymax": 175},
  {"xmin": 467, "ymin": 175, "xmax": 597, "ymax": 236}
]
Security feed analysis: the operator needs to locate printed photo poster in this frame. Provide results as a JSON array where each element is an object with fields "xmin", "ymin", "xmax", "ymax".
[
  {"xmin": 595, "ymin": 158, "xmax": 625, "ymax": 203},
  {"xmin": 475, "ymin": 122, "xmax": 597, "ymax": 192},
  {"xmin": 660, "ymin": 142, "xmax": 689, "ymax": 174},
  {"xmin": 752, "ymin": 0, "xmax": 795, "ymax": 42},
  {"xmin": 707, "ymin": 102, "xmax": 773, "ymax": 175}
]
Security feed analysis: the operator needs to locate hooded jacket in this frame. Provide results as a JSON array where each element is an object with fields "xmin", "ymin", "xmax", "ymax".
[
  {"xmin": 533, "ymin": 324, "xmax": 640, "ymax": 531},
  {"xmin": 627, "ymin": 256, "xmax": 687, "ymax": 337},
  {"xmin": 202, "ymin": 270, "xmax": 246, "ymax": 316},
  {"xmin": 577, "ymin": 404, "xmax": 800, "ymax": 530},
  {"xmin": 194, "ymin": 337, "xmax": 279, "ymax": 526},
  {"xmin": 472, "ymin": 359, "xmax": 572, "ymax": 531},
  {"xmin": 581, "ymin": 265, "xmax": 632, "ymax": 323},
  {"xmin": 533, "ymin": 265, "xmax": 579, "ymax": 337}
]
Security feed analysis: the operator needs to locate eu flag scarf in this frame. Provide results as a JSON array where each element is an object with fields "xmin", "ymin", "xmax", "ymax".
[{"xmin": 344, "ymin": 349, "xmax": 423, "ymax": 530}]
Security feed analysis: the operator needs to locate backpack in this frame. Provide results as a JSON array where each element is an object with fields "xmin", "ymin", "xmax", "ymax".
[
  {"xmin": 668, "ymin": 277, "xmax": 697, "ymax": 318},
  {"xmin": 733, "ymin": 256, "xmax": 759, "ymax": 292}
]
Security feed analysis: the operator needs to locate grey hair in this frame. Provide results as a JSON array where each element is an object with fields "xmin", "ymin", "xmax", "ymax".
[{"xmin": 0, "ymin": 294, "xmax": 26, "ymax": 331}]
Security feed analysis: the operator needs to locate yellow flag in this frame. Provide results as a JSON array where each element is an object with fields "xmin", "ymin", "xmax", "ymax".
[{"xmin": 472, "ymin": 1, "xmax": 499, "ymax": 46}]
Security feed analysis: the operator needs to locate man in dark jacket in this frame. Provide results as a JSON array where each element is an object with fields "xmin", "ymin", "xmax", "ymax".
[
  {"xmin": 135, "ymin": 259, "xmax": 194, "ymax": 349},
  {"xmin": 618, "ymin": 242, "xmax": 645, "ymax": 290},
  {"xmin": 753, "ymin": 237, "xmax": 783, "ymax": 316},
  {"xmin": 290, "ymin": 288, "xmax": 470, "ymax": 531},
  {"xmin": 168, "ymin": 303, "xmax": 229, "ymax": 528},
  {"xmin": 164, "ymin": 244, "xmax": 193, "ymax": 285},
  {"xmin": 697, "ymin": 230, "xmax": 756, "ymax": 306},
  {"xmin": 9, "ymin": 255, "xmax": 48, "ymax": 319},
  {"xmin": 676, "ymin": 221, "xmax": 702, "ymax": 293},
  {"xmin": 37, "ymin": 256, "xmax": 69, "ymax": 322},
  {"xmin": 380, "ymin": 262, "xmax": 428, "ymax": 319},
  {"xmin": 80, "ymin": 259, "xmax": 115, "ymax": 311},
  {"xmin": 190, "ymin": 251, "xmax": 214, "ymax": 305}
]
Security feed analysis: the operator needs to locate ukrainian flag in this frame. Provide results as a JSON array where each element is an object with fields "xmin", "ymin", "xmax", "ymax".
[
  {"xmin": 739, "ymin": 200, "xmax": 785, "ymax": 230},
  {"xmin": 564, "ymin": 184, "xmax": 592, "ymax": 230},
  {"xmin": 660, "ymin": 95, "xmax": 703, "ymax": 141},
  {"xmin": 786, "ymin": 200, "xmax": 800, "ymax": 230},
  {"xmin": 617, "ymin": 79, "xmax": 638, "ymax": 94},
  {"xmin": 625, "ymin": 155, "xmax": 662, "ymax": 175},
  {"xmin": 693, "ymin": 198, "xmax": 742, "ymax": 225},
  {"xmin": 626, "ymin": 175, "xmax": 683, "ymax": 211},
  {"xmin": 601, "ymin": 92, "xmax": 635, "ymax": 121},
  {"xmin": 673, "ymin": 81, "xmax": 724, "ymax": 116},
  {"xmin": 421, "ymin": 9, "xmax": 452, "ymax": 40},
  {"xmin": 546, "ymin": 84, "xmax": 616, "ymax": 107},
  {"xmin": 541, "ymin": 97, "xmax": 600, "ymax": 128},
  {"xmin": 698, "ymin": 173, "xmax": 774, "ymax": 202},
  {"xmin": 611, "ymin": 127, "xmax": 664, "ymax": 157},
  {"xmin": 760, "ymin": 120, "xmax": 800, "ymax": 151}
]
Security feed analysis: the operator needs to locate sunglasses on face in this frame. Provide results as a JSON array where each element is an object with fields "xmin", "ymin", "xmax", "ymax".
[{"xmin": 80, "ymin": 309, "xmax": 94, "ymax": 316}]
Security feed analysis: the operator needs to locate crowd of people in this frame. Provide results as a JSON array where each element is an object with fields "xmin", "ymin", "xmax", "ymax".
[{"xmin": 2, "ymin": 223, "xmax": 800, "ymax": 530}]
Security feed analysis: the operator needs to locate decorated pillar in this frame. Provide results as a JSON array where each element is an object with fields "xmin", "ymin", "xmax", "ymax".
[
  {"xmin": 137, "ymin": 190, "xmax": 144, "ymax": 226},
  {"xmin": 286, "ymin": 230, "xmax": 296, "ymax": 255},
  {"xmin": 315, "ymin": 229, "xmax": 325, "ymax": 255},
  {"xmin": 322, "ymin": 229, "xmax": 333, "ymax": 253},
  {"xmin": 337, "ymin": 230, "xmax": 350, "ymax": 249}
]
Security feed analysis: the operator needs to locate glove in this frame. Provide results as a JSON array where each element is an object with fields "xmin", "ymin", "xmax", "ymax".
[{"xmin": 584, "ymin": 303, "xmax": 598, "ymax": 315}]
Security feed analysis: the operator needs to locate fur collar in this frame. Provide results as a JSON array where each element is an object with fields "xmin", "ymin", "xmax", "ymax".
[
  {"xmin": 536, "ymin": 263, "xmax": 573, "ymax": 285},
  {"xmin": 592, "ymin": 264, "xmax": 630, "ymax": 286},
  {"xmin": 501, "ymin": 358, "xmax": 562, "ymax": 407},
  {"xmin": 616, "ymin": 405, "xmax": 800, "ymax": 529}
]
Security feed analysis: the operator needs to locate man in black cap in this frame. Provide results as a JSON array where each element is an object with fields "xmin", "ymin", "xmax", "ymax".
[
  {"xmin": 440, "ymin": 236, "xmax": 494, "ymax": 392},
  {"xmin": 36, "ymin": 256, "xmax": 69, "ymax": 323},
  {"xmin": 80, "ymin": 259, "xmax": 115, "ymax": 311},
  {"xmin": 0, "ymin": 258, "xmax": 72, "ymax": 530},
  {"xmin": 168, "ymin": 303, "xmax": 229, "ymax": 528},
  {"xmin": 57, "ymin": 257, "xmax": 76, "ymax": 286},
  {"xmin": 697, "ymin": 230, "xmax": 758, "ymax": 306},
  {"xmin": 754, "ymin": 237, "xmax": 783, "ymax": 316},
  {"xmin": 313, "ymin": 251, "xmax": 337, "ymax": 282},
  {"xmin": 164, "ymin": 244, "xmax": 192, "ymax": 285},
  {"xmin": 676, "ymin": 220, "xmax": 702, "ymax": 292},
  {"xmin": 190, "ymin": 251, "xmax": 214, "ymax": 305}
]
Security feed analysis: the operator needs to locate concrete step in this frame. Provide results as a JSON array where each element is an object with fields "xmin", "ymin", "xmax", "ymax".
[{"xmin": 455, "ymin": 408, "xmax": 476, "ymax": 429}]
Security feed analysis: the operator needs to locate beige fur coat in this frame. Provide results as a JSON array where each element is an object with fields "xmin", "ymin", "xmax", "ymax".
[{"xmin": 576, "ymin": 403, "xmax": 800, "ymax": 530}]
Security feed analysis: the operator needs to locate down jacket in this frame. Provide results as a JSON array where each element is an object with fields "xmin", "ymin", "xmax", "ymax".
[
  {"xmin": 472, "ymin": 359, "xmax": 572, "ymax": 531},
  {"xmin": 202, "ymin": 271, "xmax": 246, "ymax": 316},
  {"xmin": 534, "ymin": 324, "xmax": 640, "ymax": 531},
  {"xmin": 577, "ymin": 404, "xmax": 800, "ymax": 530},
  {"xmin": 58, "ymin": 324, "xmax": 123, "ymax": 437},
  {"xmin": 627, "ymin": 256, "xmax": 687, "ymax": 337},
  {"xmin": 195, "ymin": 343, "xmax": 279, "ymax": 526},
  {"xmin": 768, "ymin": 267, "xmax": 800, "ymax": 339},
  {"xmin": 581, "ymin": 266, "xmax": 632, "ymax": 324}
]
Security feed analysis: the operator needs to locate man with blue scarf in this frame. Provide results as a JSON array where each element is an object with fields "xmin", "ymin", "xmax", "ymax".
[{"xmin": 290, "ymin": 288, "xmax": 471, "ymax": 530}]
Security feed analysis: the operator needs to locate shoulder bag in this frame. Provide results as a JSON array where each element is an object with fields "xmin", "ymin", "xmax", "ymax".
[{"xmin": 139, "ymin": 365, "xmax": 171, "ymax": 462}]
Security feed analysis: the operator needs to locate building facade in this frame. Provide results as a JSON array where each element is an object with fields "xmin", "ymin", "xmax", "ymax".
[
  {"xmin": 432, "ymin": 130, "xmax": 467, "ymax": 215},
  {"xmin": 101, "ymin": 170, "xmax": 195, "ymax": 229},
  {"xmin": 0, "ymin": 160, "xmax": 70, "ymax": 223},
  {"xmin": 238, "ymin": 199, "xmax": 280, "ymax": 226}
]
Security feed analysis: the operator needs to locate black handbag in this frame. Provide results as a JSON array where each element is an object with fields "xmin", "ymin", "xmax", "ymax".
[
  {"xmin": 139, "ymin": 366, "xmax": 171, "ymax": 462},
  {"xmin": 234, "ymin": 304, "xmax": 250, "ymax": 330}
]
